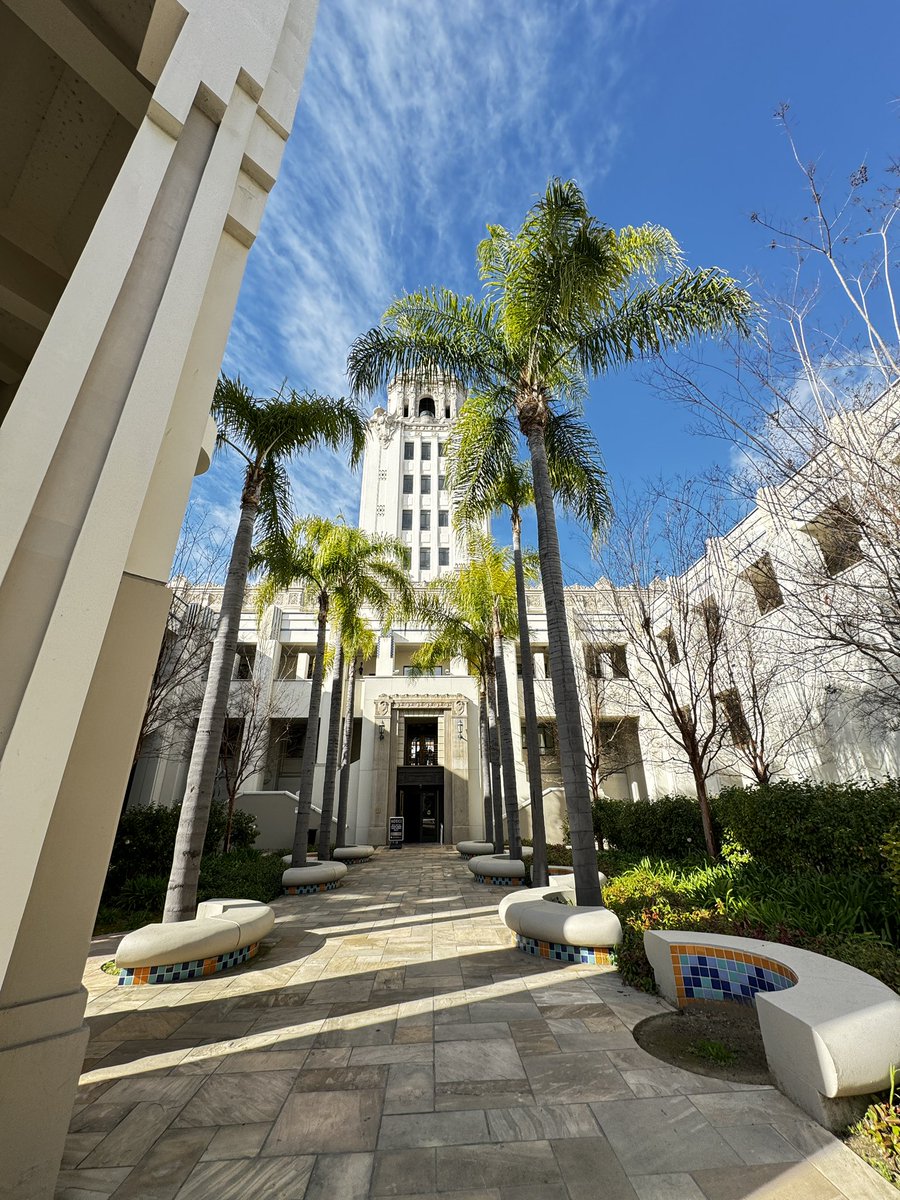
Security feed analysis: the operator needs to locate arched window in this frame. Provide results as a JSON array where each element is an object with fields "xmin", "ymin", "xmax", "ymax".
[{"xmin": 418, "ymin": 395, "xmax": 435, "ymax": 418}]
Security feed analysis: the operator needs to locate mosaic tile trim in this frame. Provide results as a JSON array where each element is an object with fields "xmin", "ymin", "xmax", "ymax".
[
  {"xmin": 118, "ymin": 941, "xmax": 258, "ymax": 986},
  {"xmin": 473, "ymin": 874, "xmax": 525, "ymax": 886},
  {"xmin": 284, "ymin": 880, "xmax": 342, "ymax": 895},
  {"xmin": 516, "ymin": 933, "xmax": 612, "ymax": 964},
  {"xmin": 670, "ymin": 942, "xmax": 798, "ymax": 1006},
  {"xmin": 341, "ymin": 857, "xmax": 371, "ymax": 865}
]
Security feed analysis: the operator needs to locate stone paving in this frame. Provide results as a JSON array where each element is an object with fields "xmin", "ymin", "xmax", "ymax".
[{"xmin": 58, "ymin": 847, "xmax": 893, "ymax": 1199}]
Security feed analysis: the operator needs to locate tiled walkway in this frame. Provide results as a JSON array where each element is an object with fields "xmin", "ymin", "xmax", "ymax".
[{"xmin": 59, "ymin": 847, "xmax": 893, "ymax": 1199}]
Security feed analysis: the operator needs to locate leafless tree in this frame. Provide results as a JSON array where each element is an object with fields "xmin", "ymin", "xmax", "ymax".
[{"xmin": 218, "ymin": 674, "xmax": 286, "ymax": 851}]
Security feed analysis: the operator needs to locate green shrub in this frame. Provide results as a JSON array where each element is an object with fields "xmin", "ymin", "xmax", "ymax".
[
  {"xmin": 884, "ymin": 824, "xmax": 900, "ymax": 898},
  {"xmin": 197, "ymin": 850, "xmax": 284, "ymax": 905},
  {"xmin": 115, "ymin": 873, "xmax": 168, "ymax": 913},
  {"xmin": 593, "ymin": 794, "xmax": 719, "ymax": 859},
  {"xmin": 226, "ymin": 807, "xmax": 259, "ymax": 851},
  {"xmin": 715, "ymin": 779, "xmax": 900, "ymax": 875}
]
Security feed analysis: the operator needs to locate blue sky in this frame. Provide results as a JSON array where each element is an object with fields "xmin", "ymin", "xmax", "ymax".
[{"xmin": 190, "ymin": 0, "xmax": 900, "ymax": 582}]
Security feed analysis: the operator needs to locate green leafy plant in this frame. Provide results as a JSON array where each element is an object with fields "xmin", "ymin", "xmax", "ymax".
[
  {"xmin": 884, "ymin": 825, "xmax": 900, "ymax": 898},
  {"xmin": 689, "ymin": 1038, "xmax": 737, "ymax": 1065},
  {"xmin": 594, "ymin": 794, "xmax": 719, "ymax": 859},
  {"xmin": 849, "ymin": 1066, "xmax": 900, "ymax": 1188}
]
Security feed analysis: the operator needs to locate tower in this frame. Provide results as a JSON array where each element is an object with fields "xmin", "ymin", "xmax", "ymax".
[{"xmin": 358, "ymin": 375, "xmax": 472, "ymax": 582}]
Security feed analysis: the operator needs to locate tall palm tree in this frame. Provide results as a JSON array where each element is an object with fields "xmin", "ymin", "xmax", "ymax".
[
  {"xmin": 415, "ymin": 538, "xmax": 537, "ymax": 859},
  {"xmin": 449, "ymin": 405, "xmax": 612, "ymax": 885},
  {"xmin": 256, "ymin": 519, "xmax": 411, "ymax": 866},
  {"xmin": 163, "ymin": 379, "xmax": 365, "ymax": 923},
  {"xmin": 347, "ymin": 178, "xmax": 753, "ymax": 905},
  {"xmin": 334, "ymin": 617, "xmax": 378, "ymax": 849}
]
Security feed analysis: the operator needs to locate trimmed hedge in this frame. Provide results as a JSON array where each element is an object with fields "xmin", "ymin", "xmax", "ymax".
[
  {"xmin": 714, "ymin": 779, "xmax": 900, "ymax": 875},
  {"xmin": 593, "ymin": 793, "xmax": 717, "ymax": 859}
]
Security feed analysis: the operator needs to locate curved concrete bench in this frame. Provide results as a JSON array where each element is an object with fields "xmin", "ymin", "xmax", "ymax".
[
  {"xmin": 499, "ymin": 879, "xmax": 620, "ymax": 964},
  {"xmin": 467, "ymin": 851, "xmax": 533, "ymax": 886},
  {"xmin": 457, "ymin": 840, "xmax": 495, "ymax": 859},
  {"xmin": 115, "ymin": 898, "xmax": 274, "ymax": 986},
  {"xmin": 282, "ymin": 861, "xmax": 348, "ymax": 895},
  {"xmin": 644, "ymin": 930, "xmax": 900, "ymax": 1130},
  {"xmin": 333, "ymin": 845, "xmax": 375, "ymax": 864}
]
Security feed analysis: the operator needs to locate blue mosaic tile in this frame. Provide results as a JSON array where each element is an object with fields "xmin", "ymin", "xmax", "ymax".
[
  {"xmin": 118, "ymin": 941, "xmax": 258, "ymax": 986},
  {"xmin": 473, "ymin": 874, "xmax": 524, "ymax": 886},
  {"xmin": 515, "ymin": 933, "xmax": 611, "ymax": 964},
  {"xmin": 284, "ymin": 880, "xmax": 341, "ymax": 895}
]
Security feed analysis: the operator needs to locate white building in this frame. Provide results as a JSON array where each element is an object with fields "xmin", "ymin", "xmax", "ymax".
[{"xmin": 135, "ymin": 382, "xmax": 900, "ymax": 853}]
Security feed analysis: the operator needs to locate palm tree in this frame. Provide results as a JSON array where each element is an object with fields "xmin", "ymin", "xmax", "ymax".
[
  {"xmin": 415, "ymin": 538, "xmax": 537, "ymax": 859},
  {"xmin": 347, "ymin": 178, "xmax": 753, "ymax": 904},
  {"xmin": 163, "ymin": 379, "xmax": 365, "ymax": 923},
  {"xmin": 256, "ymin": 519, "xmax": 411, "ymax": 866},
  {"xmin": 334, "ymin": 617, "xmax": 378, "ymax": 850},
  {"xmin": 449, "ymin": 404, "xmax": 612, "ymax": 885}
]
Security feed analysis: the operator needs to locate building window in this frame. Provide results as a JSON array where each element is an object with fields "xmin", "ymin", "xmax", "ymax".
[
  {"xmin": 437, "ymin": 474, "xmax": 446, "ymax": 492},
  {"xmin": 404, "ymin": 441, "xmax": 414, "ymax": 460},
  {"xmin": 402, "ymin": 475, "xmax": 414, "ymax": 494},
  {"xmin": 659, "ymin": 626, "xmax": 680, "ymax": 666},
  {"xmin": 743, "ymin": 552, "xmax": 784, "ymax": 614},
  {"xmin": 405, "ymin": 718, "xmax": 437, "ymax": 764},
  {"xmin": 420, "ymin": 510, "xmax": 431, "ymax": 530},
  {"xmin": 278, "ymin": 646, "xmax": 300, "ymax": 680},
  {"xmin": 421, "ymin": 442, "xmax": 431, "ymax": 460},
  {"xmin": 421, "ymin": 475, "xmax": 432, "ymax": 495},
  {"xmin": 420, "ymin": 547, "xmax": 431, "ymax": 570},
  {"xmin": 586, "ymin": 644, "xmax": 629, "ymax": 679},
  {"xmin": 438, "ymin": 547, "xmax": 449, "ymax": 566},
  {"xmin": 438, "ymin": 441, "xmax": 447, "ymax": 457},
  {"xmin": 418, "ymin": 396, "xmax": 435, "ymax": 418},
  {"xmin": 718, "ymin": 688, "xmax": 751, "ymax": 746},
  {"xmin": 805, "ymin": 500, "xmax": 864, "ymax": 577},
  {"xmin": 438, "ymin": 509, "xmax": 449, "ymax": 527},
  {"xmin": 235, "ymin": 644, "xmax": 256, "ymax": 679},
  {"xmin": 537, "ymin": 722, "xmax": 557, "ymax": 756},
  {"xmin": 697, "ymin": 597, "xmax": 721, "ymax": 647},
  {"xmin": 403, "ymin": 665, "xmax": 443, "ymax": 676},
  {"xmin": 401, "ymin": 510, "xmax": 413, "ymax": 530},
  {"xmin": 444, "ymin": 403, "xmax": 451, "ymax": 419}
]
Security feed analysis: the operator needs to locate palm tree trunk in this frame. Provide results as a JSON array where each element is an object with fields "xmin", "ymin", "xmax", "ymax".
[
  {"xmin": 479, "ymin": 688, "xmax": 494, "ymax": 843},
  {"xmin": 524, "ymin": 417, "xmax": 602, "ymax": 907},
  {"xmin": 493, "ymin": 617, "xmax": 522, "ymax": 861},
  {"xmin": 512, "ymin": 514, "xmax": 548, "ymax": 885},
  {"xmin": 163, "ymin": 479, "xmax": 259, "ymax": 923},
  {"xmin": 317, "ymin": 642, "xmax": 345, "ymax": 860},
  {"xmin": 484, "ymin": 666, "xmax": 505, "ymax": 853},
  {"xmin": 292, "ymin": 593, "xmax": 328, "ymax": 866},
  {"xmin": 335, "ymin": 655, "xmax": 358, "ymax": 849}
]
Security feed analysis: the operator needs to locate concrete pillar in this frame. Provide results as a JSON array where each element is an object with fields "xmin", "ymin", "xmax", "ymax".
[{"xmin": 0, "ymin": 2, "xmax": 318, "ymax": 1193}]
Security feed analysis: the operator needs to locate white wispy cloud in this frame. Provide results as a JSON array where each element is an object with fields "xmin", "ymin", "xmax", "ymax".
[{"xmin": 190, "ymin": 0, "xmax": 653, "ymax": 542}]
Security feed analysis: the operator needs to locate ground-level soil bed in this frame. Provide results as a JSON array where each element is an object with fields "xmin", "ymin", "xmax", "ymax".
[{"xmin": 634, "ymin": 999, "xmax": 772, "ymax": 1085}]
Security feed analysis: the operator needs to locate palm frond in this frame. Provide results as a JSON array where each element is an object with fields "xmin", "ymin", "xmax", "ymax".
[{"xmin": 544, "ymin": 409, "xmax": 613, "ymax": 543}]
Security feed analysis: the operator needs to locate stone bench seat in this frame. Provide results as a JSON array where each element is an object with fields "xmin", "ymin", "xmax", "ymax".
[
  {"xmin": 644, "ymin": 930, "xmax": 900, "ymax": 1130},
  {"xmin": 467, "ymin": 851, "xmax": 532, "ymax": 885},
  {"xmin": 282, "ymin": 861, "xmax": 348, "ymax": 895},
  {"xmin": 499, "ymin": 877, "xmax": 620, "ymax": 964},
  {"xmin": 332, "ymin": 845, "xmax": 375, "ymax": 863},
  {"xmin": 114, "ymin": 898, "xmax": 275, "ymax": 985},
  {"xmin": 457, "ymin": 840, "xmax": 495, "ymax": 859}
]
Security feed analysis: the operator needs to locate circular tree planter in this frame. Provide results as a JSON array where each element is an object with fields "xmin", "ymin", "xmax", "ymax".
[
  {"xmin": 467, "ymin": 852, "xmax": 531, "ymax": 886},
  {"xmin": 282, "ymin": 861, "xmax": 348, "ymax": 895},
  {"xmin": 499, "ymin": 881, "xmax": 621, "ymax": 964},
  {"xmin": 333, "ymin": 845, "xmax": 376, "ymax": 864},
  {"xmin": 457, "ymin": 841, "xmax": 496, "ymax": 859}
]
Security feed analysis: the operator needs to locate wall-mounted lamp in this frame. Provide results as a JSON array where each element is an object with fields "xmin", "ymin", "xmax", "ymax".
[
  {"xmin": 378, "ymin": 720, "xmax": 385, "ymax": 741},
  {"xmin": 455, "ymin": 717, "xmax": 465, "ymax": 740}
]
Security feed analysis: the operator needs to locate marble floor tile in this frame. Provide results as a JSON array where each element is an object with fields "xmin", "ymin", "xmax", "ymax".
[
  {"xmin": 590, "ymin": 1096, "xmax": 743, "ymax": 1176},
  {"xmin": 371, "ymin": 1147, "xmax": 437, "ymax": 1196},
  {"xmin": 176, "ymin": 1070, "xmax": 296, "ymax": 1127},
  {"xmin": 378, "ymin": 1109, "xmax": 490, "ymax": 1149},
  {"xmin": 384, "ymin": 1063, "xmax": 436, "ymax": 1114},
  {"xmin": 434, "ymin": 1039, "xmax": 526, "ymax": 1083},
  {"xmin": 200, "ymin": 1122, "xmax": 272, "ymax": 1160},
  {"xmin": 304, "ymin": 1151, "xmax": 374, "ymax": 1200},
  {"xmin": 522, "ymin": 1052, "xmax": 632, "ymax": 1103},
  {"xmin": 173, "ymin": 1154, "xmax": 315, "ymax": 1199},
  {"xmin": 435, "ymin": 1140, "xmax": 563, "ymax": 1190},
  {"xmin": 263, "ymin": 1088, "xmax": 383, "ymax": 1154}
]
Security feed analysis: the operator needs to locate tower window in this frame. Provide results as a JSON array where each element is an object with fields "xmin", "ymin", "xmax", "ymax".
[
  {"xmin": 438, "ymin": 442, "xmax": 447, "ymax": 457},
  {"xmin": 404, "ymin": 441, "xmax": 414, "ymax": 460},
  {"xmin": 419, "ymin": 547, "xmax": 431, "ymax": 570},
  {"xmin": 444, "ymin": 404, "xmax": 451, "ymax": 418},
  {"xmin": 438, "ymin": 547, "xmax": 450, "ymax": 566},
  {"xmin": 421, "ymin": 443, "xmax": 431, "ymax": 460},
  {"xmin": 401, "ymin": 510, "xmax": 412, "ymax": 530},
  {"xmin": 421, "ymin": 476, "xmax": 432, "ymax": 495},
  {"xmin": 418, "ymin": 396, "xmax": 435, "ymax": 418},
  {"xmin": 402, "ymin": 476, "xmax": 414, "ymax": 494},
  {"xmin": 420, "ymin": 510, "xmax": 431, "ymax": 530},
  {"xmin": 437, "ymin": 474, "xmax": 446, "ymax": 492},
  {"xmin": 438, "ymin": 510, "xmax": 449, "ymax": 527}
]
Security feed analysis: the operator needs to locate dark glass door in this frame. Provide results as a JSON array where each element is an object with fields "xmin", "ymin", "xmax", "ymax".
[{"xmin": 398, "ymin": 784, "xmax": 444, "ymax": 842}]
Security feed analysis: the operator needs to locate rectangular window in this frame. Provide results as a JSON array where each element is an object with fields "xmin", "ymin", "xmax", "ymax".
[
  {"xmin": 537, "ymin": 722, "xmax": 557, "ymax": 755},
  {"xmin": 420, "ymin": 510, "xmax": 431, "ymax": 530},
  {"xmin": 421, "ymin": 476, "xmax": 432, "ymax": 495},
  {"xmin": 697, "ymin": 597, "xmax": 721, "ymax": 647},
  {"xmin": 421, "ymin": 442, "xmax": 431, "ymax": 460},
  {"xmin": 438, "ymin": 441, "xmax": 447, "ymax": 457},
  {"xmin": 419, "ymin": 547, "xmax": 430, "ymax": 570},
  {"xmin": 438, "ymin": 510, "xmax": 449, "ymax": 527},
  {"xmin": 401, "ymin": 510, "xmax": 412, "ymax": 530},
  {"xmin": 805, "ymin": 500, "xmax": 864, "ymax": 577},
  {"xmin": 718, "ymin": 688, "xmax": 751, "ymax": 746},
  {"xmin": 586, "ymin": 644, "xmax": 629, "ymax": 679},
  {"xmin": 235, "ymin": 644, "xmax": 256, "ymax": 679},
  {"xmin": 743, "ymin": 552, "xmax": 784, "ymax": 614},
  {"xmin": 659, "ymin": 626, "xmax": 680, "ymax": 666},
  {"xmin": 402, "ymin": 475, "xmax": 414, "ymax": 494},
  {"xmin": 277, "ymin": 645, "xmax": 300, "ymax": 680},
  {"xmin": 438, "ymin": 547, "xmax": 450, "ymax": 566},
  {"xmin": 437, "ymin": 474, "xmax": 446, "ymax": 491},
  {"xmin": 403, "ymin": 441, "xmax": 414, "ymax": 460}
]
